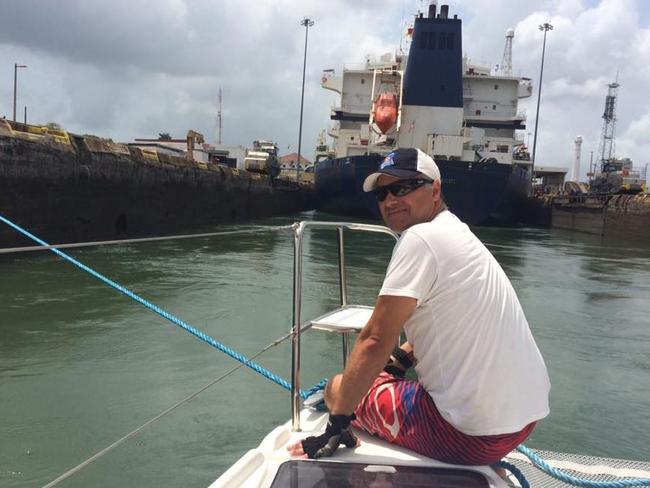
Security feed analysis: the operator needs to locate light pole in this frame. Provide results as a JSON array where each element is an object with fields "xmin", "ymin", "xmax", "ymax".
[
  {"xmin": 296, "ymin": 17, "xmax": 314, "ymax": 182},
  {"xmin": 531, "ymin": 22, "xmax": 552, "ymax": 180},
  {"xmin": 13, "ymin": 63, "xmax": 27, "ymax": 122}
]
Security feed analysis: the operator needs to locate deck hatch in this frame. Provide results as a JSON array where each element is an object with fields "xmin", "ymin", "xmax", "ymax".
[{"xmin": 270, "ymin": 460, "xmax": 490, "ymax": 487}]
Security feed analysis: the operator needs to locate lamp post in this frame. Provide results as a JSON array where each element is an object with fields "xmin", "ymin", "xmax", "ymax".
[
  {"xmin": 531, "ymin": 22, "xmax": 552, "ymax": 180},
  {"xmin": 13, "ymin": 63, "xmax": 27, "ymax": 122},
  {"xmin": 296, "ymin": 17, "xmax": 314, "ymax": 182}
]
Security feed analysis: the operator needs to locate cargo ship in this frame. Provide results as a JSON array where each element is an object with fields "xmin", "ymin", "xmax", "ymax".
[{"xmin": 314, "ymin": 2, "xmax": 533, "ymax": 226}]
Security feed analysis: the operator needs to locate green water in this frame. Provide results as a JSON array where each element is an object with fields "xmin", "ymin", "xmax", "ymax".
[{"xmin": 1, "ymin": 211, "xmax": 649, "ymax": 487}]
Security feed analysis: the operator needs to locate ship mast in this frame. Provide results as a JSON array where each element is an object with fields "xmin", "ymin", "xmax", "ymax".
[{"xmin": 500, "ymin": 29, "xmax": 514, "ymax": 76}]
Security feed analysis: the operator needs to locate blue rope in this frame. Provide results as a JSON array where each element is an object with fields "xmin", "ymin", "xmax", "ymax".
[
  {"xmin": 0, "ymin": 215, "xmax": 325, "ymax": 400},
  {"xmin": 496, "ymin": 460, "xmax": 530, "ymax": 488},
  {"xmin": 516, "ymin": 444, "xmax": 650, "ymax": 487}
]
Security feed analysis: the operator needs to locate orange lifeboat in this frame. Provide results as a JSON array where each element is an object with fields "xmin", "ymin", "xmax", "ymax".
[{"xmin": 373, "ymin": 91, "xmax": 398, "ymax": 134}]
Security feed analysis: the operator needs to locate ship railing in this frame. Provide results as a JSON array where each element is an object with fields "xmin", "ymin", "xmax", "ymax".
[{"xmin": 290, "ymin": 221, "xmax": 399, "ymax": 431}]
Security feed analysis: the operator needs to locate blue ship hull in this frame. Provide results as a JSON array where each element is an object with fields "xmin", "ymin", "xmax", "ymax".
[{"xmin": 314, "ymin": 155, "xmax": 530, "ymax": 226}]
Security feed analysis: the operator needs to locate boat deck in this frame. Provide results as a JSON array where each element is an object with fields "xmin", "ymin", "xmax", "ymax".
[
  {"xmin": 211, "ymin": 406, "xmax": 650, "ymax": 487},
  {"xmin": 210, "ymin": 407, "xmax": 509, "ymax": 487}
]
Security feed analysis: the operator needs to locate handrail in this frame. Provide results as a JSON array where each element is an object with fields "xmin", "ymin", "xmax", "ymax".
[{"xmin": 290, "ymin": 221, "xmax": 399, "ymax": 431}]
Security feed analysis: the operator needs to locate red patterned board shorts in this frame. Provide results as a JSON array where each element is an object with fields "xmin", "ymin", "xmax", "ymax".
[{"xmin": 352, "ymin": 372, "xmax": 536, "ymax": 465}]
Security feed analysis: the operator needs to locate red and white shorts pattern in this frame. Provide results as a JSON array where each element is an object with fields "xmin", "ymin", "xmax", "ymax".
[{"xmin": 352, "ymin": 372, "xmax": 536, "ymax": 465}]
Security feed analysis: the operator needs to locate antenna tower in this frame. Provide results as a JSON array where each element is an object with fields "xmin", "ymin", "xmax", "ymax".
[
  {"xmin": 501, "ymin": 28, "xmax": 514, "ymax": 76},
  {"xmin": 597, "ymin": 81, "xmax": 619, "ymax": 173},
  {"xmin": 217, "ymin": 87, "xmax": 223, "ymax": 145}
]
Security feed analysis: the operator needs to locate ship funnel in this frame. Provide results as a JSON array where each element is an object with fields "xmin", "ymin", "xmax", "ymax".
[
  {"xmin": 428, "ymin": 2, "xmax": 437, "ymax": 18},
  {"xmin": 440, "ymin": 4, "xmax": 449, "ymax": 19}
]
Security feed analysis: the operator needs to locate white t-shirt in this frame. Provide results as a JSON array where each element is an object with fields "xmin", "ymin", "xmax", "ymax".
[{"xmin": 380, "ymin": 210, "xmax": 550, "ymax": 436}]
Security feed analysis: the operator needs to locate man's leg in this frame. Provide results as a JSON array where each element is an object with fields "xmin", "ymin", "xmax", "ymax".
[
  {"xmin": 323, "ymin": 373, "xmax": 343, "ymax": 410},
  {"xmin": 352, "ymin": 372, "xmax": 536, "ymax": 465}
]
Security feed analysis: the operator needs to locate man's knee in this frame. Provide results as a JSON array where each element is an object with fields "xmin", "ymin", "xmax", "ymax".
[{"xmin": 324, "ymin": 373, "xmax": 343, "ymax": 409}]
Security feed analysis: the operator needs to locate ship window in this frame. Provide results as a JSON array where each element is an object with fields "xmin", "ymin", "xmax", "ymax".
[
  {"xmin": 420, "ymin": 31, "xmax": 428, "ymax": 49},
  {"xmin": 492, "ymin": 104, "xmax": 497, "ymax": 110},
  {"xmin": 494, "ymin": 84, "xmax": 499, "ymax": 90},
  {"xmin": 438, "ymin": 32, "xmax": 447, "ymax": 49},
  {"xmin": 447, "ymin": 32, "xmax": 455, "ymax": 49},
  {"xmin": 497, "ymin": 145, "xmax": 509, "ymax": 153},
  {"xmin": 428, "ymin": 31, "xmax": 437, "ymax": 50},
  {"xmin": 475, "ymin": 109, "xmax": 481, "ymax": 115},
  {"xmin": 361, "ymin": 78, "xmax": 365, "ymax": 84}
]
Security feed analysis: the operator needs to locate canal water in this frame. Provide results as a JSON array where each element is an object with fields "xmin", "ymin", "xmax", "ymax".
[{"xmin": 1, "ymin": 211, "xmax": 649, "ymax": 487}]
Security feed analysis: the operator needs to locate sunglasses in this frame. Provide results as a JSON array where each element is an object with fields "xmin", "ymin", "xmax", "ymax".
[{"xmin": 372, "ymin": 178, "xmax": 432, "ymax": 202}]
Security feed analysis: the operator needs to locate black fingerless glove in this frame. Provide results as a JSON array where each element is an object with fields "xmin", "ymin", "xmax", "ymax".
[
  {"xmin": 301, "ymin": 413, "xmax": 358, "ymax": 459},
  {"xmin": 383, "ymin": 346, "xmax": 414, "ymax": 378}
]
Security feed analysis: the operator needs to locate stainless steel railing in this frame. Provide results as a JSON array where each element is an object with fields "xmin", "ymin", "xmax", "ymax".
[{"xmin": 290, "ymin": 221, "xmax": 398, "ymax": 431}]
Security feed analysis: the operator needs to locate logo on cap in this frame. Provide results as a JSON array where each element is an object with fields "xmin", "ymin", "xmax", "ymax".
[{"xmin": 379, "ymin": 152, "xmax": 396, "ymax": 170}]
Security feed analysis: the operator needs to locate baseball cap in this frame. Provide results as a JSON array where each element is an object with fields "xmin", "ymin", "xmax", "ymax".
[{"xmin": 362, "ymin": 148, "xmax": 441, "ymax": 192}]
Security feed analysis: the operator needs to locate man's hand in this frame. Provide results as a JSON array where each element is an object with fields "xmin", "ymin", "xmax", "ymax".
[{"xmin": 287, "ymin": 413, "xmax": 359, "ymax": 459}]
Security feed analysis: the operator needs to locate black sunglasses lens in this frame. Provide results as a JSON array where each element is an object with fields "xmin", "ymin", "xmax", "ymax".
[
  {"xmin": 374, "ymin": 187, "xmax": 389, "ymax": 202},
  {"xmin": 374, "ymin": 179, "xmax": 428, "ymax": 202}
]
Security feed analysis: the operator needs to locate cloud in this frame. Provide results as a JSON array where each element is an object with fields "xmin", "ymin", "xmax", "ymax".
[
  {"xmin": 618, "ymin": 113, "xmax": 650, "ymax": 165},
  {"xmin": 545, "ymin": 76, "xmax": 613, "ymax": 99},
  {"xmin": 0, "ymin": 0, "xmax": 648, "ymax": 181}
]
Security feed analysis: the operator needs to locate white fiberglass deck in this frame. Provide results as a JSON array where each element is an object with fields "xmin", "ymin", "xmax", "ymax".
[
  {"xmin": 210, "ymin": 407, "xmax": 650, "ymax": 488},
  {"xmin": 209, "ymin": 407, "xmax": 509, "ymax": 487}
]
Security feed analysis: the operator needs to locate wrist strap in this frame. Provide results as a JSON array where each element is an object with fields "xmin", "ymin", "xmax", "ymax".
[
  {"xmin": 391, "ymin": 346, "xmax": 413, "ymax": 369},
  {"xmin": 325, "ymin": 413, "xmax": 356, "ymax": 435}
]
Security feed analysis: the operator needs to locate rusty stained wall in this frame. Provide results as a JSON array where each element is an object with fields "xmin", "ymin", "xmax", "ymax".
[
  {"xmin": 551, "ymin": 193, "xmax": 650, "ymax": 242},
  {"xmin": 552, "ymin": 206, "xmax": 605, "ymax": 235},
  {"xmin": 0, "ymin": 134, "xmax": 314, "ymax": 248},
  {"xmin": 603, "ymin": 194, "xmax": 650, "ymax": 242}
]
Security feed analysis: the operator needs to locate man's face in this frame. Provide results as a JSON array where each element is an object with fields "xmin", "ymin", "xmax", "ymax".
[{"xmin": 376, "ymin": 174, "xmax": 441, "ymax": 233}]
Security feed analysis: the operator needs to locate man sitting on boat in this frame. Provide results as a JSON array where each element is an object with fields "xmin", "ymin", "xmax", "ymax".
[{"xmin": 288, "ymin": 148, "xmax": 550, "ymax": 464}]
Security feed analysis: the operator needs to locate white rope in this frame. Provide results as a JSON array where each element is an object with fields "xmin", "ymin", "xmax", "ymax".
[{"xmin": 1, "ymin": 225, "xmax": 293, "ymax": 254}]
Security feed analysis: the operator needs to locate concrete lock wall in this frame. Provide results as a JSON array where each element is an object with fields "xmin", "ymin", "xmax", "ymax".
[
  {"xmin": 551, "ymin": 193, "xmax": 650, "ymax": 243},
  {"xmin": 0, "ymin": 131, "xmax": 314, "ymax": 248}
]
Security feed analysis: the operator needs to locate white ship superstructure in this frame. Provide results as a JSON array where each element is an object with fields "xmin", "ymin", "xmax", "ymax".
[
  {"xmin": 462, "ymin": 57, "xmax": 533, "ymax": 166},
  {"xmin": 321, "ymin": 53, "xmax": 404, "ymax": 157},
  {"xmin": 319, "ymin": 30, "xmax": 533, "ymax": 168}
]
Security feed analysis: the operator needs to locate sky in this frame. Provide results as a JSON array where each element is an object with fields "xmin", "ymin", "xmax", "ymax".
[{"xmin": 1, "ymin": 0, "xmax": 649, "ymax": 181}]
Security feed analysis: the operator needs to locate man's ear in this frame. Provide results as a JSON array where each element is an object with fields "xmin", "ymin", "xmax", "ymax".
[{"xmin": 432, "ymin": 180, "xmax": 442, "ymax": 199}]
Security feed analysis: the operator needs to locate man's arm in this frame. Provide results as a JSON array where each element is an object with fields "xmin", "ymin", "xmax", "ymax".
[
  {"xmin": 326, "ymin": 294, "xmax": 417, "ymax": 415},
  {"xmin": 286, "ymin": 295, "xmax": 416, "ymax": 459}
]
